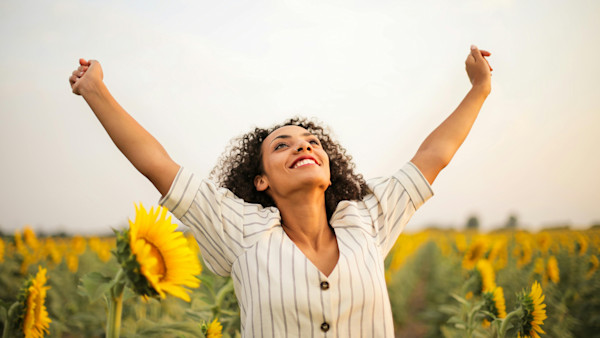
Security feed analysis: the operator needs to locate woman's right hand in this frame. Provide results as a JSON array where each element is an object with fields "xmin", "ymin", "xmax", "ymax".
[
  {"xmin": 69, "ymin": 58, "xmax": 103, "ymax": 96},
  {"xmin": 465, "ymin": 46, "xmax": 492, "ymax": 94}
]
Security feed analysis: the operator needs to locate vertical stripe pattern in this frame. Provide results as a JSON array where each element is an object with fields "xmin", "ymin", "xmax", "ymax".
[{"xmin": 159, "ymin": 162, "xmax": 433, "ymax": 337}]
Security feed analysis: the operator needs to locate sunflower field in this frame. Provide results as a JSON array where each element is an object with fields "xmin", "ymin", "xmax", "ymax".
[{"xmin": 1, "ymin": 215, "xmax": 599, "ymax": 337}]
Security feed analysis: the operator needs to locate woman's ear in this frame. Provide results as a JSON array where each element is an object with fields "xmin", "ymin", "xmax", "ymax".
[{"xmin": 254, "ymin": 175, "xmax": 269, "ymax": 192}]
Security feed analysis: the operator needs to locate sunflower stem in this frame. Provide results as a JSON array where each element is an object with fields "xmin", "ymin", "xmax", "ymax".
[
  {"xmin": 461, "ymin": 274, "xmax": 478, "ymax": 296},
  {"xmin": 2, "ymin": 302, "xmax": 19, "ymax": 338},
  {"xmin": 215, "ymin": 279, "xmax": 234, "ymax": 309},
  {"xmin": 466, "ymin": 303, "xmax": 483, "ymax": 338},
  {"xmin": 498, "ymin": 306, "xmax": 523, "ymax": 338},
  {"xmin": 107, "ymin": 268, "xmax": 126, "ymax": 338}
]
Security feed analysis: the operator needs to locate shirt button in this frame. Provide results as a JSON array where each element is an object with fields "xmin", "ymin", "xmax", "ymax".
[
  {"xmin": 320, "ymin": 281, "xmax": 329, "ymax": 290},
  {"xmin": 321, "ymin": 322, "xmax": 330, "ymax": 332}
]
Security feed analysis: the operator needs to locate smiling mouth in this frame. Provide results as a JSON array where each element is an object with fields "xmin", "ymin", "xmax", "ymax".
[{"xmin": 291, "ymin": 158, "xmax": 319, "ymax": 169}]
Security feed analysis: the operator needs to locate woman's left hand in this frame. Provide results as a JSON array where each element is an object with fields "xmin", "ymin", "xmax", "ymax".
[{"xmin": 465, "ymin": 45, "xmax": 492, "ymax": 93}]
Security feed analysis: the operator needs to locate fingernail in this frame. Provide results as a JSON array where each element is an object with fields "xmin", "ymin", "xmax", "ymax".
[{"xmin": 471, "ymin": 45, "xmax": 477, "ymax": 50}]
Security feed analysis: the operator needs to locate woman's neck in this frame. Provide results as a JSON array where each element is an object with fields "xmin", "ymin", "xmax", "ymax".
[{"xmin": 274, "ymin": 191, "xmax": 332, "ymax": 250}]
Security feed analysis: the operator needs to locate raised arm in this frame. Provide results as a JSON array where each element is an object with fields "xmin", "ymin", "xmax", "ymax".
[
  {"xmin": 410, "ymin": 45, "xmax": 492, "ymax": 185},
  {"xmin": 69, "ymin": 58, "xmax": 179, "ymax": 196}
]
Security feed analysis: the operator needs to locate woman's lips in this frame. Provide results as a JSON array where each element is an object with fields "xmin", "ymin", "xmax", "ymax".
[{"xmin": 290, "ymin": 156, "xmax": 319, "ymax": 168}]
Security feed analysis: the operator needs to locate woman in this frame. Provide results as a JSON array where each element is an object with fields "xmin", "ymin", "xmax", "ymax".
[{"xmin": 69, "ymin": 45, "xmax": 492, "ymax": 337}]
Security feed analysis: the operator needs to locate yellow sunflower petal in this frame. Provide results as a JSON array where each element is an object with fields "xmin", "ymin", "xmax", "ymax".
[
  {"xmin": 206, "ymin": 318, "xmax": 223, "ymax": 338},
  {"xmin": 126, "ymin": 204, "xmax": 202, "ymax": 301},
  {"xmin": 23, "ymin": 266, "xmax": 51, "ymax": 338}
]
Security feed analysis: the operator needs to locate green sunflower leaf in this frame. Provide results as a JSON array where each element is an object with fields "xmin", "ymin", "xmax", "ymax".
[
  {"xmin": 0, "ymin": 304, "xmax": 7, "ymax": 325},
  {"xmin": 438, "ymin": 304, "xmax": 460, "ymax": 316},
  {"xmin": 78, "ymin": 272, "xmax": 115, "ymax": 302},
  {"xmin": 447, "ymin": 316, "xmax": 466, "ymax": 326},
  {"xmin": 134, "ymin": 320, "xmax": 203, "ymax": 337},
  {"xmin": 122, "ymin": 285, "xmax": 136, "ymax": 302},
  {"xmin": 450, "ymin": 293, "xmax": 469, "ymax": 305}
]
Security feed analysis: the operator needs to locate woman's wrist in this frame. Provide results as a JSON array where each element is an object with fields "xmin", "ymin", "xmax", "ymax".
[
  {"xmin": 470, "ymin": 82, "xmax": 491, "ymax": 98},
  {"xmin": 80, "ymin": 79, "xmax": 107, "ymax": 99}
]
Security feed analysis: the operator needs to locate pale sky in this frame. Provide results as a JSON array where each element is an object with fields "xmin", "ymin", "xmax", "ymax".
[{"xmin": 1, "ymin": 0, "xmax": 599, "ymax": 235}]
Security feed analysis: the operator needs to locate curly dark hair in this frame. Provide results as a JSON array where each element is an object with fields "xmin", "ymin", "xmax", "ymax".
[{"xmin": 210, "ymin": 117, "xmax": 370, "ymax": 221}]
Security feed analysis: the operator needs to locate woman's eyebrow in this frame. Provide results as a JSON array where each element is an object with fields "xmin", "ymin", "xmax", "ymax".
[
  {"xmin": 269, "ymin": 133, "xmax": 313, "ymax": 145},
  {"xmin": 269, "ymin": 135, "xmax": 290, "ymax": 145}
]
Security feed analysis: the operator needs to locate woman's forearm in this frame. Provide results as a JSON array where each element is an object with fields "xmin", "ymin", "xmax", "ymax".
[
  {"xmin": 81, "ymin": 82, "xmax": 179, "ymax": 195},
  {"xmin": 417, "ymin": 84, "xmax": 489, "ymax": 167}
]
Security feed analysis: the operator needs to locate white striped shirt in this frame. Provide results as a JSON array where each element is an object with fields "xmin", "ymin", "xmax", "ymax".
[{"xmin": 159, "ymin": 162, "xmax": 433, "ymax": 337}]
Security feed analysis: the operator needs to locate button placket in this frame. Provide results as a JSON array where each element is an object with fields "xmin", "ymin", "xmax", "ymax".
[
  {"xmin": 318, "ymin": 277, "xmax": 332, "ymax": 335},
  {"xmin": 317, "ymin": 263, "xmax": 337, "ymax": 336}
]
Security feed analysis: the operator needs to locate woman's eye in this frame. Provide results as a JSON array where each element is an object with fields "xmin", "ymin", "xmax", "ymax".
[
  {"xmin": 310, "ymin": 139, "xmax": 320, "ymax": 145},
  {"xmin": 274, "ymin": 143, "xmax": 288, "ymax": 150}
]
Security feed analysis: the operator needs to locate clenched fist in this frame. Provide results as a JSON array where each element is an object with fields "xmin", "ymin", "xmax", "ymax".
[
  {"xmin": 465, "ymin": 45, "xmax": 492, "ymax": 94},
  {"xmin": 69, "ymin": 58, "xmax": 103, "ymax": 96}
]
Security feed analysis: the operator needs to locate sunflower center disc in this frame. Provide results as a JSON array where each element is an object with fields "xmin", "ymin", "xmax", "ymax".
[{"xmin": 147, "ymin": 241, "xmax": 167, "ymax": 279}]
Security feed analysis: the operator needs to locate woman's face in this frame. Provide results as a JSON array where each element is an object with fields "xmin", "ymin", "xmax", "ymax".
[{"xmin": 255, "ymin": 125, "xmax": 331, "ymax": 198}]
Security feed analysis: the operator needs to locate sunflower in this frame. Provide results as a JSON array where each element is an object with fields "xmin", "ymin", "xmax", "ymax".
[
  {"xmin": 116, "ymin": 204, "xmax": 201, "ymax": 301},
  {"xmin": 492, "ymin": 287, "xmax": 507, "ymax": 319},
  {"xmin": 482, "ymin": 286, "xmax": 507, "ymax": 323},
  {"xmin": 576, "ymin": 233, "xmax": 588, "ymax": 256},
  {"xmin": 516, "ymin": 281, "xmax": 547, "ymax": 338},
  {"xmin": 89, "ymin": 237, "xmax": 113, "ymax": 263},
  {"xmin": 487, "ymin": 238, "xmax": 508, "ymax": 270},
  {"xmin": 203, "ymin": 318, "xmax": 223, "ymax": 338},
  {"xmin": 514, "ymin": 240, "xmax": 533, "ymax": 268},
  {"xmin": 0, "ymin": 237, "xmax": 5, "ymax": 263},
  {"xmin": 463, "ymin": 238, "xmax": 487, "ymax": 270},
  {"xmin": 186, "ymin": 232, "xmax": 201, "ymax": 256},
  {"xmin": 23, "ymin": 226, "xmax": 40, "ymax": 251},
  {"xmin": 71, "ymin": 236, "xmax": 87, "ymax": 255},
  {"xmin": 66, "ymin": 253, "xmax": 79, "ymax": 273},
  {"xmin": 476, "ymin": 259, "xmax": 496, "ymax": 293},
  {"xmin": 14, "ymin": 230, "xmax": 28, "ymax": 256},
  {"xmin": 532, "ymin": 258, "xmax": 544, "ymax": 278},
  {"xmin": 455, "ymin": 233, "xmax": 467, "ymax": 253},
  {"xmin": 535, "ymin": 232, "xmax": 551, "ymax": 254},
  {"xmin": 546, "ymin": 256, "xmax": 559, "ymax": 284},
  {"xmin": 587, "ymin": 255, "xmax": 599, "ymax": 280},
  {"xmin": 389, "ymin": 240, "xmax": 415, "ymax": 272},
  {"xmin": 41, "ymin": 239, "xmax": 61, "ymax": 265},
  {"xmin": 17, "ymin": 266, "xmax": 52, "ymax": 338}
]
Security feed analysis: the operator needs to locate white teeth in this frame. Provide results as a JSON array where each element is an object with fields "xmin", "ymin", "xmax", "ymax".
[{"xmin": 293, "ymin": 159, "xmax": 317, "ymax": 168}]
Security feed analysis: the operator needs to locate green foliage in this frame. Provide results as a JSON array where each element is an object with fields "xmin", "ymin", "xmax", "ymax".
[
  {"xmin": 187, "ymin": 268, "xmax": 240, "ymax": 337},
  {"xmin": 78, "ymin": 272, "xmax": 115, "ymax": 302},
  {"xmin": 386, "ymin": 229, "xmax": 600, "ymax": 336},
  {"xmin": 2, "ymin": 229, "xmax": 600, "ymax": 337},
  {"xmin": 466, "ymin": 215, "xmax": 480, "ymax": 230},
  {"xmin": 504, "ymin": 215, "xmax": 518, "ymax": 229}
]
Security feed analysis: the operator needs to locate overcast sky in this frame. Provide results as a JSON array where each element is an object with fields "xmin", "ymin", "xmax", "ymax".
[{"xmin": 1, "ymin": 0, "xmax": 599, "ymax": 235}]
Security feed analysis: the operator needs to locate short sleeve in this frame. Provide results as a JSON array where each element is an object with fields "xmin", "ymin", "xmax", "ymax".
[
  {"xmin": 366, "ymin": 162, "xmax": 434, "ymax": 257},
  {"xmin": 159, "ymin": 167, "xmax": 249, "ymax": 277}
]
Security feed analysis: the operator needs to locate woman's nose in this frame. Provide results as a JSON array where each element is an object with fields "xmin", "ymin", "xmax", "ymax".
[{"xmin": 296, "ymin": 140, "xmax": 312, "ymax": 152}]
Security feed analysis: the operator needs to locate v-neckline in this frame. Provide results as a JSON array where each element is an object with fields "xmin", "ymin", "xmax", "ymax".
[{"xmin": 281, "ymin": 226, "xmax": 341, "ymax": 278}]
